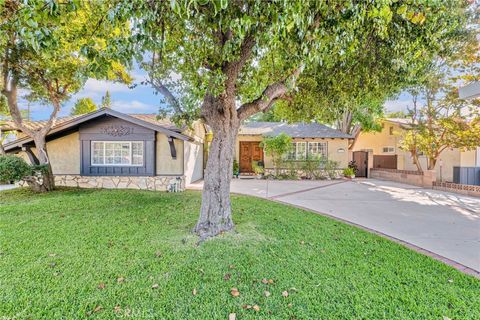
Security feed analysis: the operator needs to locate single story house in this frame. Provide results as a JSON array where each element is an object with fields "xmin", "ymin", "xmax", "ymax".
[
  {"xmin": 236, "ymin": 122, "xmax": 353, "ymax": 174},
  {"xmin": 2, "ymin": 108, "xmax": 207, "ymax": 190}
]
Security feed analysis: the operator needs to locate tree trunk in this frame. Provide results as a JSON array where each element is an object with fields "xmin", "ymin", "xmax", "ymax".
[
  {"xmin": 0, "ymin": 142, "xmax": 5, "ymax": 155},
  {"xmin": 194, "ymin": 95, "xmax": 239, "ymax": 240},
  {"xmin": 30, "ymin": 135, "xmax": 55, "ymax": 191},
  {"xmin": 427, "ymin": 157, "xmax": 436, "ymax": 170},
  {"xmin": 411, "ymin": 150, "xmax": 423, "ymax": 172},
  {"xmin": 337, "ymin": 110, "xmax": 353, "ymax": 134}
]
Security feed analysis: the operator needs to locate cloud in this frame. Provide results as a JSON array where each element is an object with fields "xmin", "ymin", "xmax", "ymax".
[{"xmin": 111, "ymin": 100, "xmax": 157, "ymax": 114}]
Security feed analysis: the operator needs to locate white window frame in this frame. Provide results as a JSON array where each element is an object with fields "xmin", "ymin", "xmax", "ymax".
[
  {"xmin": 308, "ymin": 141, "xmax": 328, "ymax": 159},
  {"xmin": 382, "ymin": 146, "xmax": 395, "ymax": 154},
  {"xmin": 285, "ymin": 141, "xmax": 328, "ymax": 160},
  {"xmin": 91, "ymin": 141, "xmax": 144, "ymax": 166}
]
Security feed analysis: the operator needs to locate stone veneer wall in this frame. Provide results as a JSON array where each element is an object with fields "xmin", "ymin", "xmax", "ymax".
[{"xmin": 18, "ymin": 175, "xmax": 185, "ymax": 191}]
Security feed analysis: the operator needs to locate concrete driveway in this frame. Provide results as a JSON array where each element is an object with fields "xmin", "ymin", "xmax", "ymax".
[{"xmin": 189, "ymin": 178, "xmax": 480, "ymax": 274}]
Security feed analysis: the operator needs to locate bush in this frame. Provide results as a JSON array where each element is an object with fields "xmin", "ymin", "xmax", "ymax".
[
  {"xmin": 233, "ymin": 159, "xmax": 239, "ymax": 176},
  {"xmin": 252, "ymin": 161, "xmax": 264, "ymax": 175},
  {"xmin": 343, "ymin": 167, "xmax": 355, "ymax": 177},
  {"xmin": 0, "ymin": 155, "xmax": 31, "ymax": 182}
]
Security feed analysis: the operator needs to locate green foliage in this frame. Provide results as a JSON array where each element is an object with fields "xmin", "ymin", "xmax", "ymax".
[
  {"xmin": 260, "ymin": 133, "xmax": 292, "ymax": 174},
  {"xmin": 251, "ymin": 161, "xmax": 264, "ymax": 175},
  {"xmin": 1, "ymin": 188, "xmax": 478, "ymax": 319},
  {"xmin": 324, "ymin": 159, "xmax": 339, "ymax": 179},
  {"xmin": 0, "ymin": 1, "xmax": 132, "ymax": 114},
  {"xmin": 386, "ymin": 111, "xmax": 409, "ymax": 119},
  {"xmin": 70, "ymin": 98, "xmax": 97, "ymax": 116},
  {"xmin": 110, "ymin": 0, "xmax": 471, "ymax": 125},
  {"xmin": 267, "ymin": 1, "xmax": 473, "ymax": 133},
  {"xmin": 0, "ymin": 155, "xmax": 31, "ymax": 182},
  {"xmin": 101, "ymin": 91, "xmax": 112, "ymax": 109},
  {"xmin": 232, "ymin": 159, "xmax": 239, "ymax": 176},
  {"xmin": 343, "ymin": 167, "xmax": 355, "ymax": 177}
]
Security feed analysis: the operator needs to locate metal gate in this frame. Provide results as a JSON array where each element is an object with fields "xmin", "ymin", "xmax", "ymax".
[{"xmin": 373, "ymin": 155, "xmax": 397, "ymax": 169}]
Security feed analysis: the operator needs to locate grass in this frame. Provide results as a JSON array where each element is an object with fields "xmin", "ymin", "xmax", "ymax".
[{"xmin": 0, "ymin": 188, "xmax": 479, "ymax": 320}]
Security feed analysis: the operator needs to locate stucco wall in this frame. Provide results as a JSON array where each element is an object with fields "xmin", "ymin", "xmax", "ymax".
[
  {"xmin": 156, "ymin": 133, "xmax": 184, "ymax": 175},
  {"xmin": 184, "ymin": 140, "xmax": 204, "ymax": 185},
  {"xmin": 235, "ymin": 135, "xmax": 349, "ymax": 169},
  {"xmin": 17, "ymin": 132, "xmax": 80, "ymax": 175},
  {"xmin": 460, "ymin": 148, "xmax": 479, "ymax": 167},
  {"xmin": 402, "ymin": 149, "xmax": 460, "ymax": 182},
  {"xmin": 352, "ymin": 122, "xmax": 403, "ymax": 155}
]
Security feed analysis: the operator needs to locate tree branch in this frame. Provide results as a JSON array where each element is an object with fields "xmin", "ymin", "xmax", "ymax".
[
  {"xmin": 148, "ymin": 78, "xmax": 184, "ymax": 115},
  {"xmin": 237, "ymin": 66, "xmax": 303, "ymax": 120}
]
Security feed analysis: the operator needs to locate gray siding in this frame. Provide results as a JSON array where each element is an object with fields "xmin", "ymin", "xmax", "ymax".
[{"xmin": 79, "ymin": 116, "xmax": 156, "ymax": 176}]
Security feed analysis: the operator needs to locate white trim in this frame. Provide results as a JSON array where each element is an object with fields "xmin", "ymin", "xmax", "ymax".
[{"xmin": 91, "ymin": 141, "xmax": 144, "ymax": 167}]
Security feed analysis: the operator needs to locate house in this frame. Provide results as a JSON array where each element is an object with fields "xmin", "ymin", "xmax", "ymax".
[
  {"xmin": 236, "ymin": 122, "xmax": 353, "ymax": 174},
  {"xmin": 350, "ymin": 118, "xmax": 479, "ymax": 183},
  {"xmin": 1, "ymin": 108, "xmax": 207, "ymax": 190}
]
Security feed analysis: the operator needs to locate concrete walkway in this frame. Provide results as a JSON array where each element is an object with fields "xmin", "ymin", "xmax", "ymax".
[
  {"xmin": 0, "ymin": 184, "xmax": 16, "ymax": 192},
  {"xmin": 188, "ymin": 178, "xmax": 480, "ymax": 275}
]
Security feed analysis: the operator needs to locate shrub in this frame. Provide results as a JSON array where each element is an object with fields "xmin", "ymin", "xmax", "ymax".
[
  {"xmin": 252, "ymin": 161, "xmax": 264, "ymax": 175},
  {"xmin": 343, "ymin": 167, "xmax": 355, "ymax": 177},
  {"xmin": 233, "ymin": 159, "xmax": 239, "ymax": 176},
  {"xmin": 260, "ymin": 133, "xmax": 292, "ymax": 175},
  {"xmin": 324, "ymin": 159, "xmax": 339, "ymax": 179},
  {"xmin": 0, "ymin": 155, "xmax": 31, "ymax": 182}
]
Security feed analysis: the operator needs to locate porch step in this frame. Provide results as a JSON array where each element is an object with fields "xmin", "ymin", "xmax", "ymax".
[{"xmin": 238, "ymin": 174, "xmax": 255, "ymax": 179}]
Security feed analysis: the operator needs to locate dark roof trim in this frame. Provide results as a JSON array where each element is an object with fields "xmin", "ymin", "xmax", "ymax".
[{"xmin": 3, "ymin": 108, "xmax": 192, "ymax": 152}]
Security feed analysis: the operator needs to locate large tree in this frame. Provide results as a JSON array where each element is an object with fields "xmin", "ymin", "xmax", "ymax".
[
  {"xmin": 269, "ymin": 2, "xmax": 471, "ymax": 134},
  {"xmin": 0, "ymin": 1, "xmax": 131, "ymax": 191},
  {"xmin": 117, "ymin": 0, "xmax": 471, "ymax": 239},
  {"xmin": 399, "ymin": 3, "xmax": 480, "ymax": 172}
]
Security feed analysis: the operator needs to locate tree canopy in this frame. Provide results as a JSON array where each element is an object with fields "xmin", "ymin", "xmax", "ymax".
[
  {"xmin": 0, "ymin": 0, "xmax": 132, "ymax": 191},
  {"xmin": 105, "ymin": 0, "xmax": 476, "ymax": 238}
]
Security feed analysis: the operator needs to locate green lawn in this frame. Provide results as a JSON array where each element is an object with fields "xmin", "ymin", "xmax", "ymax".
[{"xmin": 0, "ymin": 188, "xmax": 479, "ymax": 319}]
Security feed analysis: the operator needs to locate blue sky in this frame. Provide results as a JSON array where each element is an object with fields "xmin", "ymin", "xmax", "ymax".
[{"xmin": 22, "ymin": 66, "xmax": 413, "ymax": 120}]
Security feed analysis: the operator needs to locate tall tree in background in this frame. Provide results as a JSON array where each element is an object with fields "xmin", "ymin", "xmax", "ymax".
[
  {"xmin": 117, "ymin": 0, "xmax": 473, "ymax": 239},
  {"xmin": 400, "ymin": 4, "xmax": 480, "ymax": 172},
  {"xmin": 0, "ymin": 1, "xmax": 131, "ymax": 191},
  {"xmin": 101, "ymin": 90, "xmax": 112, "ymax": 109},
  {"xmin": 71, "ymin": 98, "xmax": 97, "ymax": 115}
]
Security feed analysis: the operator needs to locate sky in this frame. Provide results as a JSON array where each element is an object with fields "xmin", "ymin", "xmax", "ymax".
[{"xmin": 22, "ymin": 66, "xmax": 414, "ymax": 121}]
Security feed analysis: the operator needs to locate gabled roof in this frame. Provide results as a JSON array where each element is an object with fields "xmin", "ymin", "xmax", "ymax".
[
  {"xmin": 238, "ymin": 121, "xmax": 353, "ymax": 139},
  {"xmin": 2, "ymin": 108, "xmax": 192, "ymax": 152}
]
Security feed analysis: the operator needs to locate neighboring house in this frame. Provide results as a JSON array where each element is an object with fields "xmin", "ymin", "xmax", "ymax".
[
  {"xmin": 1, "ymin": 109, "xmax": 207, "ymax": 190},
  {"xmin": 236, "ymin": 122, "xmax": 353, "ymax": 174},
  {"xmin": 351, "ymin": 118, "xmax": 479, "ymax": 183}
]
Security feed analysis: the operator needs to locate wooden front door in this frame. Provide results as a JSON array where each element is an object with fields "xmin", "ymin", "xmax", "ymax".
[
  {"xmin": 353, "ymin": 151, "xmax": 368, "ymax": 177},
  {"xmin": 239, "ymin": 142, "xmax": 264, "ymax": 173}
]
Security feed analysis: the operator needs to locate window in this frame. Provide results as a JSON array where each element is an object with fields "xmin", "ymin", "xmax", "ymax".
[
  {"xmin": 389, "ymin": 126, "xmax": 394, "ymax": 135},
  {"xmin": 296, "ymin": 142, "xmax": 307, "ymax": 160},
  {"xmin": 308, "ymin": 142, "xmax": 328, "ymax": 159},
  {"xmin": 382, "ymin": 146, "xmax": 395, "ymax": 153},
  {"xmin": 91, "ymin": 141, "xmax": 144, "ymax": 166},
  {"xmin": 286, "ymin": 141, "xmax": 328, "ymax": 160}
]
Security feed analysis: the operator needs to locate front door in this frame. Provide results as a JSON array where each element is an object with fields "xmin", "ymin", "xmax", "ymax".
[
  {"xmin": 239, "ymin": 142, "xmax": 264, "ymax": 173},
  {"xmin": 353, "ymin": 151, "xmax": 368, "ymax": 177}
]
